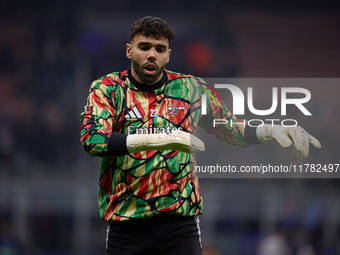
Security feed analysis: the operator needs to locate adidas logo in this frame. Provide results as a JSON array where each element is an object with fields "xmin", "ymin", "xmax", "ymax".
[{"xmin": 124, "ymin": 106, "xmax": 143, "ymax": 119}]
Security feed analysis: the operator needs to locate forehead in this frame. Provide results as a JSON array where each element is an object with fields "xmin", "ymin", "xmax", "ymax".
[{"xmin": 131, "ymin": 34, "xmax": 169, "ymax": 47}]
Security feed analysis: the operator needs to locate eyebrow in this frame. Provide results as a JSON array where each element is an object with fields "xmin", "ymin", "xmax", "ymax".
[{"xmin": 137, "ymin": 42, "xmax": 168, "ymax": 48}]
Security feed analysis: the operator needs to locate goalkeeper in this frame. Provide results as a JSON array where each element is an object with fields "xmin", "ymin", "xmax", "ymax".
[{"xmin": 80, "ymin": 16, "xmax": 321, "ymax": 255}]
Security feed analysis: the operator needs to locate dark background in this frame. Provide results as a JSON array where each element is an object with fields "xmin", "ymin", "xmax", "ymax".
[{"xmin": 1, "ymin": 0, "xmax": 340, "ymax": 254}]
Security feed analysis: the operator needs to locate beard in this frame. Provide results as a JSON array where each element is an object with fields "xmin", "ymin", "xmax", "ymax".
[{"xmin": 131, "ymin": 58, "xmax": 166, "ymax": 85}]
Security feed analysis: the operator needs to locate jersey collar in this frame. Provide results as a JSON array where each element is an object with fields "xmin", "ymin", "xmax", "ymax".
[{"xmin": 128, "ymin": 70, "xmax": 168, "ymax": 92}]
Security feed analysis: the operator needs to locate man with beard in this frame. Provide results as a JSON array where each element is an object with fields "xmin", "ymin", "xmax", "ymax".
[{"xmin": 80, "ymin": 16, "xmax": 320, "ymax": 255}]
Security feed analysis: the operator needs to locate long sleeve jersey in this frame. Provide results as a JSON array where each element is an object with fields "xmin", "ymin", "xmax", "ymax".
[{"xmin": 80, "ymin": 70, "xmax": 252, "ymax": 222}]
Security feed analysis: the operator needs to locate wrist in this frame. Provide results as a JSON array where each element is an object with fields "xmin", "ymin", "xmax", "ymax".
[
  {"xmin": 256, "ymin": 124, "xmax": 273, "ymax": 143},
  {"xmin": 126, "ymin": 134, "xmax": 148, "ymax": 153}
]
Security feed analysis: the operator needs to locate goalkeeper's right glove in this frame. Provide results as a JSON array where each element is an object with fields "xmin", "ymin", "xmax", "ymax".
[{"xmin": 126, "ymin": 129, "xmax": 205, "ymax": 154}]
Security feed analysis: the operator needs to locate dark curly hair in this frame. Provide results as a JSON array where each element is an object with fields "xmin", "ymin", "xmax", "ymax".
[{"xmin": 130, "ymin": 16, "xmax": 175, "ymax": 42}]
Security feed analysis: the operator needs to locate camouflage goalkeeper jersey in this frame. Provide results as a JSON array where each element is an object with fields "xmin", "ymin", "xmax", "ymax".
[{"xmin": 80, "ymin": 70, "xmax": 248, "ymax": 222}]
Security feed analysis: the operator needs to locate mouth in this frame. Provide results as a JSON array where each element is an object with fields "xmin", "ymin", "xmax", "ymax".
[{"xmin": 143, "ymin": 63, "xmax": 157, "ymax": 75}]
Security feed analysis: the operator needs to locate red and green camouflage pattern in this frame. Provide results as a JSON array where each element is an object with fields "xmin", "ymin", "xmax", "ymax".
[{"xmin": 80, "ymin": 70, "xmax": 248, "ymax": 221}]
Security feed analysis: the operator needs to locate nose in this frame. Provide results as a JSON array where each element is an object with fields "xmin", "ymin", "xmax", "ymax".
[{"xmin": 147, "ymin": 48, "xmax": 157, "ymax": 61}]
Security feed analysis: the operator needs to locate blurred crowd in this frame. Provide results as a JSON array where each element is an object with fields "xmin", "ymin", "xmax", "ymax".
[{"xmin": 0, "ymin": 0, "xmax": 339, "ymax": 254}]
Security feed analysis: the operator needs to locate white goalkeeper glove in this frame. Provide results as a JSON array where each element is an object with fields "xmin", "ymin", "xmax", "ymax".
[
  {"xmin": 256, "ymin": 124, "xmax": 321, "ymax": 157},
  {"xmin": 126, "ymin": 129, "xmax": 205, "ymax": 154}
]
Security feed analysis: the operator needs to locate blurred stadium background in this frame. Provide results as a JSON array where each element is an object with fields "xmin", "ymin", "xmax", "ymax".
[{"xmin": 0, "ymin": 0, "xmax": 340, "ymax": 254}]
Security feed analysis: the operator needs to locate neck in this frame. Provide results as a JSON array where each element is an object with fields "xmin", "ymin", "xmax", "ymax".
[{"xmin": 129, "ymin": 70, "xmax": 167, "ymax": 92}]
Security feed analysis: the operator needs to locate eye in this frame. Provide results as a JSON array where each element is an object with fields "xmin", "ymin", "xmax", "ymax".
[
  {"xmin": 139, "ymin": 44, "xmax": 151, "ymax": 51},
  {"xmin": 156, "ymin": 46, "xmax": 167, "ymax": 53}
]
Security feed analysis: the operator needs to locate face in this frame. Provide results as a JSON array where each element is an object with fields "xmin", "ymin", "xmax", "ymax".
[{"xmin": 126, "ymin": 34, "xmax": 171, "ymax": 85}]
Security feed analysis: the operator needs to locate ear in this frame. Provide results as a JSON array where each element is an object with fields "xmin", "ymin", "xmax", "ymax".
[
  {"xmin": 126, "ymin": 43, "xmax": 132, "ymax": 59},
  {"xmin": 167, "ymin": 48, "xmax": 171, "ymax": 63}
]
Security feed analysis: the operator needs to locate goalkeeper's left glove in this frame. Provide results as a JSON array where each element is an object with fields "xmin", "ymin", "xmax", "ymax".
[{"xmin": 256, "ymin": 124, "xmax": 321, "ymax": 157}]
